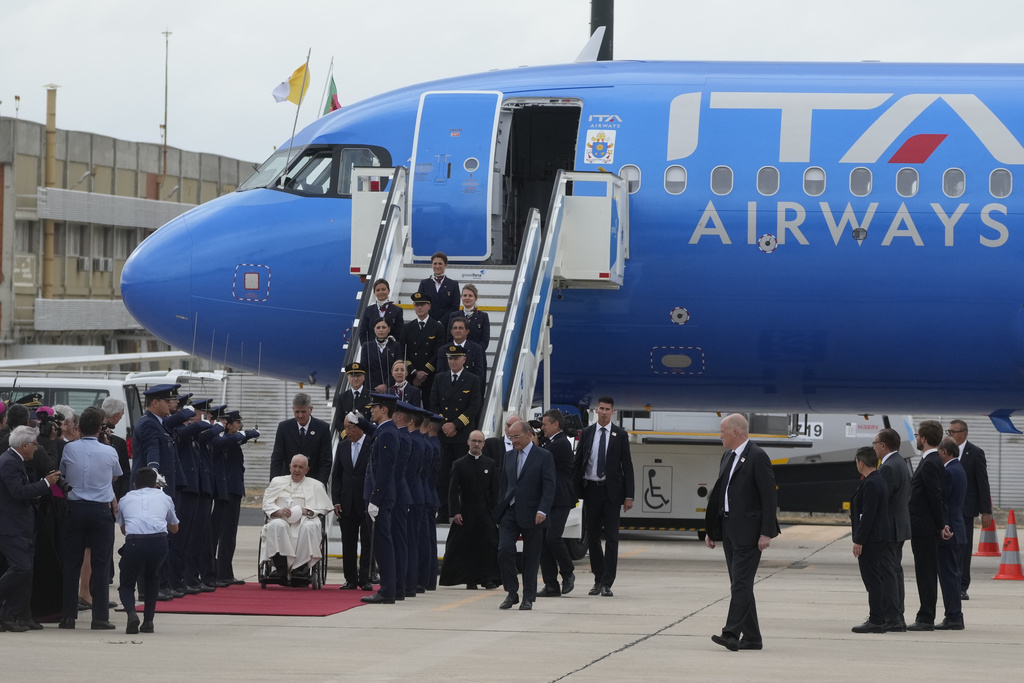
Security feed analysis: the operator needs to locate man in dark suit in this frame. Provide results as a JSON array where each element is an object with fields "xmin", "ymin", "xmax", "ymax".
[
  {"xmin": 946, "ymin": 419, "xmax": 992, "ymax": 600},
  {"xmin": 850, "ymin": 446, "xmax": 893, "ymax": 633},
  {"xmin": 936, "ymin": 438, "xmax": 967, "ymax": 630},
  {"xmin": 537, "ymin": 409, "xmax": 578, "ymax": 597},
  {"xmin": 269, "ymin": 393, "xmax": 331, "ymax": 484},
  {"xmin": 362, "ymin": 394, "xmax": 400, "ymax": 605},
  {"xmin": 573, "ymin": 396, "xmax": 634, "ymax": 597},
  {"xmin": 429, "ymin": 346, "xmax": 483, "ymax": 521},
  {"xmin": 873, "ymin": 427, "xmax": 911, "ymax": 631},
  {"xmin": 0, "ymin": 427, "xmax": 59, "ymax": 632},
  {"xmin": 483, "ymin": 414, "xmax": 521, "ymax": 476},
  {"xmin": 418, "ymin": 251, "xmax": 460, "ymax": 324},
  {"xmin": 405, "ymin": 292, "xmax": 444, "ymax": 409},
  {"xmin": 494, "ymin": 420, "xmax": 555, "ymax": 611},
  {"xmin": 705, "ymin": 413, "xmax": 781, "ymax": 651},
  {"xmin": 907, "ymin": 420, "xmax": 953, "ymax": 631},
  {"xmin": 332, "ymin": 412, "xmax": 375, "ymax": 591}
]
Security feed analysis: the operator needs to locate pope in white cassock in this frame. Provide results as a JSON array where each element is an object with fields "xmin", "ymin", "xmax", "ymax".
[{"xmin": 260, "ymin": 455, "xmax": 333, "ymax": 574}]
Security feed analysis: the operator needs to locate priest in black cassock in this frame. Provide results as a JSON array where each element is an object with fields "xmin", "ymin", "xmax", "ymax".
[{"xmin": 440, "ymin": 430, "xmax": 499, "ymax": 589}]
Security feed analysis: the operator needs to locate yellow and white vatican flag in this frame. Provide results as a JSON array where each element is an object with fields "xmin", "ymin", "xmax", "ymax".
[{"xmin": 272, "ymin": 64, "xmax": 310, "ymax": 105}]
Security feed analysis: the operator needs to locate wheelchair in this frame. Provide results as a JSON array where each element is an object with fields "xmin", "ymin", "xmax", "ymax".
[{"xmin": 257, "ymin": 512, "xmax": 329, "ymax": 590}]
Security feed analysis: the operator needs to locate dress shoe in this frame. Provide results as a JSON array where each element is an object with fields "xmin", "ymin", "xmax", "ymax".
[
  {"xmin": 466, "ymin": 583, "xmax": 478, "ymax": 590},
  {"xmin": 600, "ymin": 585, "xmax": 614, "ymax": 597},
  {"xmin": 537, "ymin": 585, "xmax": 561, "ymax": 598},
  {"xmin": 884, "ymin": 620, "xmax": 907, "ymax": 632},
  {"xmin": 499, "ymin": 593, "xmax": 520, "ymax": 610},
  {"xmin": 77, "ymin": 597, "xmax": 92, "ymax": 611},
  {"xmin": 712, "ymin": 633, "xmax": 740, "ymax": 651},
  {"xmin": 211, "ymin": 579, "xmax": 232, "ymax": 588},
  {"xmin": 21, "ymin": 618, "xmax": 43, "ymax": 631},
  {"xmin": 359, "ymin": 582, "xmax": 375, "ymax": 591},
  {"xmin": 907, "ymin": 621, "xmax": 934, "ymax": 631},
  {"xmin": 405, "ymin": 590, "xmax": 418, "ymax": 598},
  {"xmin": 588, "ymin": 583, "xmax": 603, "ymax": 596},
  {"xmin": 108, "ymin": 600, "xmax": 118, "ymax": 608},
  {"xmin": 184, "ymin": 586, "xmax": 202, "ymax": 595},
  {"xmin": 361, "ymin": 593, "xmax": 395, "ymax": 604},
  {"xmin": 140, "ymin": 621, "xmax": 155, "ymax": 633},
  {"xmin": 960, "ymin": 591, "xmax": 970, "ymax": 601},
  {"xmin": 58, "ymin": 617, "xmax": 76, "ymax": 630},
  {"xmin": 338, "ymin": 582, "xmax": 358, "ymax": 590},
  {"xmin": 91, "ymin": 620, "xmax": 116, "ymax": 630},
  {"xmin": 482, "ymin": 581, "xmax": 498, "ymax": 590},
  {"xmin": 226, "ymin": 578, "xmax": 246, "ymax": 586},
  {"xmin": 519, "ymin": 600, "xmax": 533, "ymax": 611},
  {"xmin": 935, "ymin": 618, "xmax": 965, "ymax": 631},
  {"xmin": 0, "ymin": 619, "xmax": 29, "ymax": 633},
  {"xmin": 561, "ymin": 573, "xmax": 575, "ymax": 595},
  {"xmin": 197, "ymin": 583, "xmax": 217, "ymax": 593},
  {"xmin": 737, "ymin": 639, "xmax": 763, "ymax": 651},
  {"xmin": 417, "ymin": 585, "xmax": 426, "ymax": 593},
  {"xmin": 851, "ymin": 620, "xmax": 885, "ymax": 634},
  {"xmin": 168, "ymin": 588, "xmax": 186, "ymax": 599},
  {"xmin": 370, "ymin": 573, "xmax": 380, "ymax": 583},
  {"xmin": 156, "ymin": 589, "xmax": 174, "ymax": 601},
  {"xmin": 394, "ymin": 594, "xmax": 405, "ymax": 601},
  {"xmin": 126, "ymin": 616, "xmax": 140, "ymax": 635}
]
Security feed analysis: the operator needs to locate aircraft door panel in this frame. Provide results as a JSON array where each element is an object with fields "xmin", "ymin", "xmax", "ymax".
[{"xmin": 410, "ymin": 91, "xmax": 501, "ymax": 260}]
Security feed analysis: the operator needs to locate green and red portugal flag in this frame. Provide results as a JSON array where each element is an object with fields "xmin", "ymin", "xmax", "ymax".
[{"xmin": 323, "ymin": 76, "xmax": 341, "ymax": 115}]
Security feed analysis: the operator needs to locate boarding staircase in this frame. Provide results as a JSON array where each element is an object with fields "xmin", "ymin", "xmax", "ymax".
[{"xmin": 335, "ymin": 166, "xmax": 630, "ymax": 434}]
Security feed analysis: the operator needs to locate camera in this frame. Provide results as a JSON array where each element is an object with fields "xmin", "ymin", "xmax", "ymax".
[{"xmin": 49, "ymin": 470, "xmax": 73, "ymax": 495}]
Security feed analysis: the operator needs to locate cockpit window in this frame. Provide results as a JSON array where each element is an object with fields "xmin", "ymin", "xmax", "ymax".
[{"xmin": 238, "ymin": 145, "xmax": 392, "ymax": 198}]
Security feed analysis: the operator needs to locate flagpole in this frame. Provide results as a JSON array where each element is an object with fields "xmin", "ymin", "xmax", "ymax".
[
  {"xmin": 317, "ymin": 56, "xmax": 334, "ymax": 117},
  {"xmin": 283, "ymin": 48, "xmax": 312, "ymax": 180}
]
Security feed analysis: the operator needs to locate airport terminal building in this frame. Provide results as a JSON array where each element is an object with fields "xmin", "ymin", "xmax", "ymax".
[{"xmin": 0, "ymin": 115, "xmax": 254, "ymax": 362}]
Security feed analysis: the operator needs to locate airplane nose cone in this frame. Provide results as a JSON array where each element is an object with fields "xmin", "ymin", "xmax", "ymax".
[{"xmin": 121, "ymin": 215, "xmax": 194, "ymax": 348}]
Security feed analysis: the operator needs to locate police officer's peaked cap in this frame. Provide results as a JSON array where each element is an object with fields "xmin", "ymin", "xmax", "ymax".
[
  {"xmin": 367, "ymin": 392, "xmax": 398, "ymax": 407},
  {"xmin": 173, "ymin": 392, "xmax": 193, "ymax": 406},
  {"xmin": 395, "ymin": 400, "xmax": 418, "ymax": 415},
  {"xmin": 345, "ymin": 362, "xmax": 366, "ymax": 375},
  {"xmin": 143, "ymin": 384, "xmax": 181, "ymax": 400},
  {"xmin": 224, "ymin": 410, "xmax": 242, "ymax": 423},
  {"xmin": 445, "ymin": 345, "xmax": 466, "ymax": 357},
  {"xmin": 208, "ymin": 404, "xmax": 228, "ymax": 419},
  {"xmin": 430, "ymin": 412, "xmax": 445, "ymax": 423},
  {"xmin": 14, "ymin": 392, "xmax": 43, "ymax": 408},
  {"xmin": 191, "ymin": 398, "xmax": 213, "ymax": 410}
]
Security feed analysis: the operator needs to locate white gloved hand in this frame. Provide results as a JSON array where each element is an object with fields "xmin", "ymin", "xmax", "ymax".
[
  {"xmin": 156, "ymin": 473, "xmax": 167, "ymax": 488},
  {"xmin": 180, "ymin": 406, "xmax": 195, "ymax": 415},
  {"xmin": 367, "ymin": 503, "xmax": 379, "ymax": 521}
]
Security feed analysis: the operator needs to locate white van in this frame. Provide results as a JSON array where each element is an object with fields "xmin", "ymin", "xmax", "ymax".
[{"xmin": 0, "ymin": 374, "xmax": 143, "ymax": 440}]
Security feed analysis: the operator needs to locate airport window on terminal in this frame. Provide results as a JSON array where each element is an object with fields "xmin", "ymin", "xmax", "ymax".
[
  {"xmin": 664, "ymin": 165, "xmax": 686, "ymax": 194},
  {"xmin": 803, "ymin": 167, "xmax": 825, "ymax": 196},
  {"xmin": 897, "ymin": 168, "xmax": 919, "ymax": 197},
  {"xmin": 990, "ymin": 169, "xmax": 1012, "ymax": 198},
  {"xmin": 711, "ymin": 166, "xmax": 733, "ymax": 195},
  {"xmin": 850, "ymin": 167, "xmax": 872, "ymax": 197},
  {"xmin": 619, "ymin": 164, "xmax": 641, "ymax": 193},
  {"xmin": 943, "ymin": 169, "xmax": 966, "ymax": 198},
  {"xmin": 757, "ymin": 166, "xmax": 779, "ymax": 196}
]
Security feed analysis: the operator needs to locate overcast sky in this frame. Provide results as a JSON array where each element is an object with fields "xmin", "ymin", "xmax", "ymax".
[{"xmin": 3, "ymin": 0, "xmax": 1024, "ymax": 163}]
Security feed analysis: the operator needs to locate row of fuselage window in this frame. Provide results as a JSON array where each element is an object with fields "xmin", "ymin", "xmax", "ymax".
[{"xmin": 618, "ymin": 164, "xmax": 1013, "ymax": 199}]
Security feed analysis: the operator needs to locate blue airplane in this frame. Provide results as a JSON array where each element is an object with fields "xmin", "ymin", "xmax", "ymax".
[{"xmin": 121, "ymin": 60, "xmax": 1024, "ymax": 428}]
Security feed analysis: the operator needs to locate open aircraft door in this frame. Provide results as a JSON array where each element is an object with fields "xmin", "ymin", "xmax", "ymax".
[{"xmin": 409, "ymin": 91, "xmax": 500, "ymax": 261}]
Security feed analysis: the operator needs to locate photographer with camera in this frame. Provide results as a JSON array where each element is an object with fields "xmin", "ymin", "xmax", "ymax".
[
  {"xmin": 0, "ymin": 426, "xmax": 60, "ymax": 632},
  {"xmin": 99, "ymin": 397, "xmax": 130, "ymax": 501},
  {"xmin": 58, "ymin": 406, "xmax": 122, "ymax": 630}
]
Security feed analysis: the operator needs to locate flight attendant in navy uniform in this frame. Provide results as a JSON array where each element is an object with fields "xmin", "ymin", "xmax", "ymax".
[
  {"xmin": 362, "ymin": 394, "xmax": 400, "ymax": 604},
  {"xmin": 390, "ymin": 360, "xmax": 422, "ymax": 408},
  {"xmin": 359, "ymin": 278, "xmax": 405, "ymax": 343},
  {"xmin": 360, "ymin": 319, "xmax": 404, "ymax": 393},
  {"xmin": 418, "ymin": 251, "xmax": 460, "ymax": 323}
]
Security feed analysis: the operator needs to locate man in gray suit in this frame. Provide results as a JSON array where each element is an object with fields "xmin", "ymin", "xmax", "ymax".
[{"xmin": 873, "ymin": 427, "xmax": 911, "ymax": 632}]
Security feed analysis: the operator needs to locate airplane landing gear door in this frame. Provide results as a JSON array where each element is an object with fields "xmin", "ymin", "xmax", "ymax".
[{"xmin": 410, "ymin": 91, "xmax": 500, "ymax": 261}]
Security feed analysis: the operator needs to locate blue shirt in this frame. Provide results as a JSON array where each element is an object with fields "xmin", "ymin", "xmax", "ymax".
[
  {"xmin": 60, "ymin": 437, "xmax": 122, "ymax": 502},
  {"xmin": 117, "ymin": 487, "xmax": 179, "ymax": 535}
]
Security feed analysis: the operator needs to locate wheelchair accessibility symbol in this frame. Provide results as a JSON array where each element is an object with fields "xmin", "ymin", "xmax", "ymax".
[{"xmin": 642, "ymin": 466, "xmax": 672, "ymax": 513}]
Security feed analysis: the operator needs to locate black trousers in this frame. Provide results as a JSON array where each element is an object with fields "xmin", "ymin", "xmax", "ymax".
[
  {"xmin": 392, "ymin": 504, "xmax": 409, "ymax": 597},
  {"xmin": 420, "ymin": 506, "xmax": 438, "ymax": 590},
  {"xmin": 168, "ymin": 491, "xmax": 199, "ymax": 588},
  {"xmin": 339, "ymin": 510, "xmax": 372, "ymax": 584},
  {"xmin": 62, "ymin": 500, "xmax": 114, "ymax": 622},
  {"xmin": 722, "ymin": 516, "xmax": 763, "ymax": 643},
  {"xmin": 959, "ymin": 516, "xmax": 976, "ymax": 591},
  {"xmin": 889, "ymin": 540, "xmax": 907, "ymax": 617},
  {"xmin": 215, "ymin": 495, "xmax": 242, "ymax": 581},
  {"xmin": 185, "ymin": 495, "xmax": 213, "ymax": 587},
  {"xmin": 583, "ymin": 482, "xmax": 621, "ymax": 587},
  {"xmin": 858, "ymin": 542, "xmax": 891, "ymax": 624},
  {"xmin": 540, "ymin": 506, "xmax": 574, "ymax": 587},
  {"xmin": 406, "ymin": 504, "xmax": 422, "ymax": 592},
  {"xmin": 938, "ymin": 542, "xmax": 963, "ymax": 621},
  {"xmin": 0, "ymin": 534, "xmax": 35, "ymax": 621},
  {"xmin": 911, "ymin": 535, "xmax": 939, "ymax": 624},
  {"xmin": 203, "ymin": 497, "xmax": 228, "ymax": 583},
  {"xmin": 119, "ymin": 535, "xmax": 168, "ymax": 625},
  {"xmin": 372, "ymin": 507, "xmax": 396, "ymax": 600},
  {"xmin": 498, "ymin": 506, "xmax": 543, "ymax": 602}
]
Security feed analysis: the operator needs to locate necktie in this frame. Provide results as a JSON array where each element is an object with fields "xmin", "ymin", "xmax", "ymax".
[
  {"xmin": 379, "ymin": 305, "xmax": 386, "ymax": 316},
  {"xmin": 597, "ymin": 427, "xmax": 607, "ymax": 479},
  {"xmin": 352, "ymin": 441, "xmax": 360, "ymax": 467},
  {"xmin": 435, "ymin": 275, "xmax": 443, "ymax": 283},
  {"xmin": 420, "ymin": 321, "xmax": 425, "ymax": 330},
  {"xmin": 300, "ymin": 426, "xmax": 306, "ymax": 439},
  {"xmin": 722, "ymin": 450, "xmax": 739, "ymax": 514},
  {"xmin": 517, "ymin": 449, "xmax": 526, "ymax": 477}
]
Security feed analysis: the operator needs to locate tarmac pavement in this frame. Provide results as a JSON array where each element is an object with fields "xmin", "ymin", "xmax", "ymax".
[{"xmin": 3, "ymin": 524, "xmax": 1021, "ymax": 682}]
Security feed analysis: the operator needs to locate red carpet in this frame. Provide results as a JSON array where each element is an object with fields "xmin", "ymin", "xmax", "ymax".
[{"xmin": 147, "ymin": 584, "xmax": 370, "ymax": 617}]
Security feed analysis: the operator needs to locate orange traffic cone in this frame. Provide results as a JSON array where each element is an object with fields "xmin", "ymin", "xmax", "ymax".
[
  {"xmin": 993, "ymin": 510, "xmax": 1024, "ymax": 580},
  {"xmin": 974, "ymin": 518, "xmax": 1001, "ymax": 557}
]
